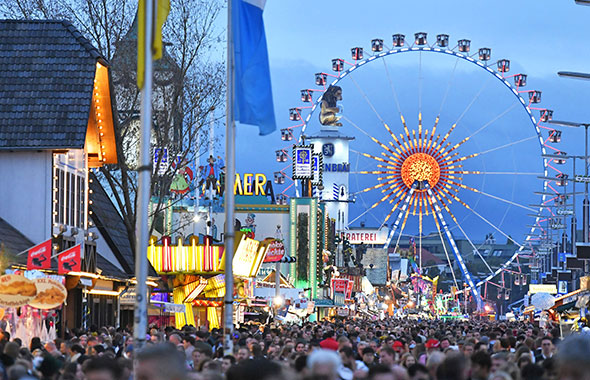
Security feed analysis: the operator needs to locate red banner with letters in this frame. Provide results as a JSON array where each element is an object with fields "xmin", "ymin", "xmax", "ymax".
[
  {"xmin": 263, "ymin": 239, "xmax": 285, "ymax": 263},
  {"xmin": 58, "ymin": 245, "xmax": 81, "ymax": 274},
  {"xmin": 26, "ymin": 239, "xmax": 52, "ymax": 270}
]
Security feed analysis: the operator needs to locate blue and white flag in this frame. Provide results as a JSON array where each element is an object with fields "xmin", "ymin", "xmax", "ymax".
[{"xmin": 232, "ymin": 0, "xmax": 276, "ymax": 136}]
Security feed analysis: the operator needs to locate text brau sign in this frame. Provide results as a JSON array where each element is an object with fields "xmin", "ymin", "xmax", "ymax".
[{"xmin": 324, "ymin": 163, "xmax": 350, "ymax": 172}]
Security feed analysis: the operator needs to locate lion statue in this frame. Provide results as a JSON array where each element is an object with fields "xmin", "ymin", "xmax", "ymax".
[{"xmin": 319, "ymin": 85, "xmax": 343, "ymax": 126}]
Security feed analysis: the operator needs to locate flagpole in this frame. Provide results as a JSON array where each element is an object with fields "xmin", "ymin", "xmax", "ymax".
[
  {"xmin": 223, "ymin": 0, "xmax": 235, "ymax": 355},
  {"xmin": 134, "ymin": 0, "xmax": 153, "ymax": 353}
]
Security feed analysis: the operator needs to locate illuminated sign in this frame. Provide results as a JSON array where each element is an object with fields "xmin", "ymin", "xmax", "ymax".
[
  {"xmin": 339, "ymin": 229, "xmax": 389, "ymax": 245},
  {"xmin": 322, "ymin": 143, "xmax": 335, "ymax": 157},
  {"xmin": 263, "ymin": 239, "xmax": 285, "ymax": 263},
  {"xmin": 529, "ymin": 284, "xmax": 557, "ymax": 294},
  {"xmin": 330, "ymin": 278, "xmax": 353, "ymax": 300},
  {"xmin": 311, "ymin": 153, "xmax": 323, "ymax": 186},
  {"xmin": 147, "ymin": 236, "xmax": 225, "ymax": 274},
  {"xmin": 234, "ymin": 173, "xmax": 270, "ymax": 196},
  {"xmin": 293, "ymin": 145, "xmax": 314, "ymax": 179},
  {"xmin": 324, "ymin": 163, "xmax": 350, "ymax": 172},
  {"xmin": 233, "ymin": 232, "xmax": 269, "ymax": 278}
]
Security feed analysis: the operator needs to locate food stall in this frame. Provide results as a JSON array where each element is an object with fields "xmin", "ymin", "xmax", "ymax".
[
  {"xmin": 0, "ymin": 271, "xmax": 67, "ymax": 346},
  {"xmin": 147, "ymin": 232, "xmax": 268, "ymax": 329}
]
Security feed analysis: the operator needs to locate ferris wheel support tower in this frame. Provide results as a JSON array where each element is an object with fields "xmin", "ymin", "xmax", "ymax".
[{"xmin": 305, "ymin": 124, "xmax": 354, "ymax": 231}]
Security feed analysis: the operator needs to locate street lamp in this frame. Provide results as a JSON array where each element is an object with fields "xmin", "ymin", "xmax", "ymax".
[
  {"xmin": 549, "ymin": 121, "xmax": 590, "ymax": 249},
  {"xmin": 558, "ymin": 71, "xmax": 590, "ymax": 80}
]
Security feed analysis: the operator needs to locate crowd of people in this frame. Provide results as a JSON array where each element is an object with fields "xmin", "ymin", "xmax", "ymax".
[{"xmin": 0, "ymin": 317, "xmax": 589, "ymax": 380}]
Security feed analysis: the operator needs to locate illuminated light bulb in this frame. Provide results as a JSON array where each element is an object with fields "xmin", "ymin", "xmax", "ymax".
[
  {"xmin": 99, "ymin": 126, "xmax": 103, "ymax": 130},
  {"xmin": 100, "ymin": 133, "xmax": 104, "ymax": 136}
]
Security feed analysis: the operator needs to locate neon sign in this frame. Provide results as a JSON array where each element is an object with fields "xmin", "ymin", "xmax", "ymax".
[
  {"xmin": 233, "ymin": 232, "xmax": 269, "ymax": 278},
  {"xmin": 147, "ymin": 236, "xmax": 224, "ymax": 274}
]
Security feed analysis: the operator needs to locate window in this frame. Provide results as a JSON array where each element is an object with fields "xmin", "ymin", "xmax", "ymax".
[{"xmin": 53, "ymin": 152, "xmax": 87, "ymax": 229}]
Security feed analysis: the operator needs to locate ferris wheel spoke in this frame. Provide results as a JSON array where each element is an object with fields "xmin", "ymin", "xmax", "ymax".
[
  {"xmin": 436, "ymin": 57, "xmax": 460, "ymax": 117},
  {"xmin": 464, "ymin": 103, "xmax": 518, "ymax": 141},
  {"xmin": 392, "ymin": 201, "xmax": 412, "ymax": 255},
  {"xmin": 459, "ymin": 198, "xmax": 524, "ymax": 249},
  {"xmin": 343, "ymin": 116, "xmax": 403, "ymax": 160},
  {"xmin": 455, "ymin": 171, "xmax": 541, "ymax": 176},
  {"xmin": 418, "ymin": 51, "xmax": 423, "ymax": 118},
  {"xmin": 426, "ymin": 186, "xmax": 482, "ymax": 308},
  {"xmin": 382, "ymin": 184, "xmax": 416, "ymax": 248},
  {"xmin": 427, "ymin": 196, "xmax": 459, "ymax": 290},
  {"xmin": 348, "ymin": 188, "xmax": 401, "ymax": 227},
  {"xmin": 449, "ymin": 212, "xmax": 495, "ymax": 275},
  {"xmin": 382, "ymin": 55, "xmax": 403, "ymax": 117},
  {"xmin": 467, "ymin": 135, "xmax": 537, "ymax": 158},
  {"xmin": 454, "ymin": 76, "xmax": 492, "ymax": 127},
  {"xmin": 442, "ymin": 178, "xmax": 536, "ymax": 212},
  {"xmin": 348, "ymin": 74, "xmax": 390, "ymax": 129}
]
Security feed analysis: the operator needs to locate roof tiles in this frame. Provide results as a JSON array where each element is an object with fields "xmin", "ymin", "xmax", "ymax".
[{"xmin": 0, "ymin": 20, "xmax": 106, "ymax": 149}]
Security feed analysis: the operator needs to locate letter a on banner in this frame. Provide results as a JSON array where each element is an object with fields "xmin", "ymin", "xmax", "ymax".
[
  {"xmin": 58, "ymin": 245, "xmax": 82, "ymax": 274},
  {"xmin": 27, "ymin": 239, "xmax": 52, "ymax": 270}
]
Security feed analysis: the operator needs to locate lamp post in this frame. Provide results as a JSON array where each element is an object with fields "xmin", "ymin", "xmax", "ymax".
[
  {"xmin": 549, "ymin": 121, "xmax": 590, "ymax": 244},
  {"xmin": 549, "ymin": 121, "xmax": 590, "ymax": 275}
]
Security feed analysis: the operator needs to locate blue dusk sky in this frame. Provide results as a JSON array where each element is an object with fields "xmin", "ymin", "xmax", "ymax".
[{"xmin": 224, "ymin": 0, "xmax": 590, "ymax": 244}]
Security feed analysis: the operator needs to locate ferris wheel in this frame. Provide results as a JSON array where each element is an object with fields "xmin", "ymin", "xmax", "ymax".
[{"xmin": 274, "ymin": 32, "xmax": 562, "ymax": 307}]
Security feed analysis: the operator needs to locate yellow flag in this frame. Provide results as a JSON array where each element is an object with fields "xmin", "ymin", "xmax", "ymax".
[
  {"xmin": 153, "ymin": 0, "xmax": 170, "ymax": 60},
  {"xmin": 137, "ymin": 0, "xmax": 170, "ymax": 89}
]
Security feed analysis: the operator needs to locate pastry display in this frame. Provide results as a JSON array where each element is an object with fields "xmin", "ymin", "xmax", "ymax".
[
  {"xmin": 29, "ymin": 278, "xmax": 67, "ymax": 309},
  {"xmin": 32, "ymin": 287, "xmax": 65, "ymax": 305},
  {"xmin": 0, "ymin": 281, "xmax": 37, "ymax": 297},
  {"xmin": 0, "ymin": 275, "xmax": 37, "ymax": 307}
]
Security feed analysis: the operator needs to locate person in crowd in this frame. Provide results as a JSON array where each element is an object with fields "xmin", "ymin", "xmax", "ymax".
[
  {"xmin": 400, "ymin": 352, "xmax": 415, "ymax": 368},
  {"xmin": 235, "ymin": 346, "xmax": 251, "ymax": 363},
  {"xmin": 361, "ymin": 346, "xmax": 376, "ymax": 369},
  {"xmin": 490, "ymin": 352, "xmax": 508, "ymax": 373},
  {"xmin": 319, "ymin": 330, "xmax": 339, "ymax": 351},
  {"xmin": 535, "ymin": 335, "xmax": 554, "ymax": 364},
  {"xmin": 82, "ymin": 357, "xmax": 121, "ymax": 380},
  {"xmin": 555, "ymin": 333, "xmax": 590, "ymax": 380},
  {"xmin": 307, "ymin": 349, "xmax": 341, "ymax": 380},
  {"xmin": 379, "ymin": 347, "xmax": 396, "ymax": 368},
  {"xmin": 135, "ymin": 344, "xmax": 187, "ymax": 380},
  {"xmin": 407, "ymin": 363, "xmax": 429, "ymax": 380},
  {"xmin": 470, "ymin": 350, "xmax": 491, "ymax": 380}
]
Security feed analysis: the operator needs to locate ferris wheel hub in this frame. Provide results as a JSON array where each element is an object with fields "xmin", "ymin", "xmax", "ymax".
[{"xmin": 401, "ymin": 152, "xmax": 441, "ymax": 192}]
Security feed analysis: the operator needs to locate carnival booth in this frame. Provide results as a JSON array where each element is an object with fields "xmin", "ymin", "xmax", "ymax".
[
  {"xmin": 147, "ymin": 231, "xmax": 268, "ymax": 329},
  {"xmin": 0, "ymin": 271, "xmax": 67, "ymax": 346}
]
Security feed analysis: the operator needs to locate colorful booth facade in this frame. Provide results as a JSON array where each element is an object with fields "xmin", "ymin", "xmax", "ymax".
[{"xmin": 147, "ymin": 232, "xmax": 269, "ymax": 329}]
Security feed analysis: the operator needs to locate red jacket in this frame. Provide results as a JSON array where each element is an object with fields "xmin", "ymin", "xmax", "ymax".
[{"xmin": 319, "ymin": 337, "xmax": 339, "ymax": 351}]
